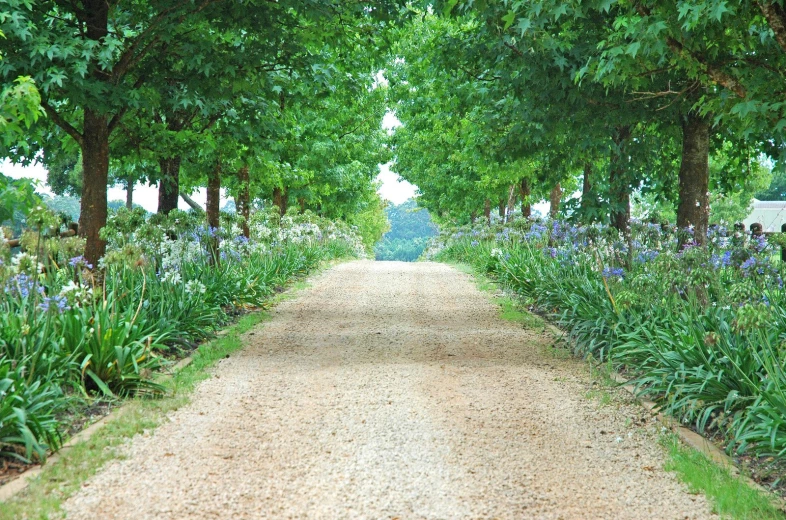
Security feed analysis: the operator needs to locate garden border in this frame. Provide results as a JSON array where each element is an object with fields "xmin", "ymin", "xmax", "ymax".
[
  {"xmin": 0, "ymin": 256, "xmax": 347, "ymax": 507},
  {"xmin": 454, "ymin": 260, "xmax": 786, "ymax": 512},
  {"xmin": 0, "ymin": 356, "xmax": 194, "ymax": 502},
  {"xmin": 543, "ymin": 321, "xmax": 786, "ymax": 511}
]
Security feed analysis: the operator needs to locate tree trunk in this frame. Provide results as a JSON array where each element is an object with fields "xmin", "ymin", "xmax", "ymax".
[
  {"xmin": 79, "ymin": 108, "xmax": 110, "ymax": 268},
  {"xmin": 157, "ymin": 156, "xmax": 182, "ymax": 214},
  {"xmin": 506, "ymin": 184, "xmax": 516, "ymax": 221},
  {"xmin": 206, "ymin": 162, "xmax": 221, "ymax": 264},
  {"xmin": 580, "ymin": 163, "xmax": 592, "ymax": 212},
  {"xmin": 237, "ymin": 165, "xmax": 250, "ymax": 239},
  {"xmin": 483, "ymin": 198, "xmax": 491, "ymax": 225},
  {"xmin": 180, "ymin": 192, "xmax": 204, "ymax": 213},
  {"xmin": 549, "ymin": 182, "xmax": 562, "ymax": 218},
  {"xmin": 609, "ymin": 126, "xmax": 632, "ymax": 234},
  {"xmin": 519, "ymin": 178, "xmax": 531, "ymax": 218},
  {"xmin": 126, "ymin": 176, "xmax": 133, "ymax": 210},
  {"xmin": 676, "ymin": 111, "xmax": 710, "ymax": 247},
  {"xmin": 272, "ymin": 187, "xmax": 287, "ymax": 216},
  {"xmin": 498, "ymin": 198, "xmax": 506, "ymax": 219},
  {"xmin": 77, "ymin": 1, "xmax": 110, "ymax": 268}
]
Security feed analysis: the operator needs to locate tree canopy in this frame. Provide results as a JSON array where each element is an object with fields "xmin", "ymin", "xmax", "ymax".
[{"xmin": 3, "ymin": 1, "xmax": 786, "ymax": 263}]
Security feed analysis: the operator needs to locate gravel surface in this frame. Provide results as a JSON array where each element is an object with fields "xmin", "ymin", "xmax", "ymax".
[{"xmin": 63, "ymin": 260, "xmax": 714, "ymax": 519}]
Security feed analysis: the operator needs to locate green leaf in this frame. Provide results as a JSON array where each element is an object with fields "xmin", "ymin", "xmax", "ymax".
[{"xmin": 502, "ymin": 11, "xmax": 516, "ymax": 31}]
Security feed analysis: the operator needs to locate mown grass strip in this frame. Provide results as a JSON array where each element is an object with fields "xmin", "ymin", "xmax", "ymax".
[
  {"xmin": 663, "ymin": 436, "xmax": 784, "ymax": 519},
  {"xmin": 0, "ymin": 274, "xmax": 319, "ymax": 520},
  {"xmin": 450, "ymin": 261, "xmax": 785, "ymax": 519}
]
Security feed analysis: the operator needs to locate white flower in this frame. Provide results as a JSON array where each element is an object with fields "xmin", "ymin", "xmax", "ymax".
[
  {"xmin": 185, "ymin": 279, "xmax": 206, "ymax": 295},
  {"xmin": 162, "ymin": 270, "xmax": 182, "ymax": 285}
]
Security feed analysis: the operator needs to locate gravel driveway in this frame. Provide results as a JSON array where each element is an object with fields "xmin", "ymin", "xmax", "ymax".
[{"xmin": 64, "ymin": 260, "xmax": 713, "ymax": 519}]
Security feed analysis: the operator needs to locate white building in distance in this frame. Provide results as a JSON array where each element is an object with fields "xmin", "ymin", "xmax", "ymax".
[{"xmin": 743, "ymin": 199, "xmax": 786, "ymax": 232}]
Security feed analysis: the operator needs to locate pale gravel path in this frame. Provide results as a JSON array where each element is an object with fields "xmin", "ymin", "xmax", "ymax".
[{"xmin": 63, "ymin": 260, "xmax": 714, "ymax": 519}]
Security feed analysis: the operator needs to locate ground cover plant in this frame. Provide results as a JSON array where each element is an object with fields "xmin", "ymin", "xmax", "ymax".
[
  {"xmin": 429, "ymin": 217, "xmax": 786, "ymax": 489},
  {"xmin": 0, "ymin": 204, "xmax": 365, "ymax": 465}
]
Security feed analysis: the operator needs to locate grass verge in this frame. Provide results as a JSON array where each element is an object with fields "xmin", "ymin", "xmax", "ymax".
[
  {"xmin": 449, "ymin": 260, "xmax": 785, "ymax": 519},
  {"xmin": 0, "ymin": 271, "xmax": 321, "ymax": 520},
  {"xmin": 663, "ymin": 436, "xmax": 784, "ymax": 519}
]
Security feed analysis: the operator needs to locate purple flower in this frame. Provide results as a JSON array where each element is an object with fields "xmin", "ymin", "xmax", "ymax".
[
  {"xmin": 602, "ymin": 267, "xmax": 625, "ymax": 279},
  {"xmin": 68, "ymin": 255, "xmax": 94, "ymax": 270},
  {"xmin": 740, "ymin": 257, "xmax": 757, "ymax": 271},
  {"xmin": 38, "ymin": 295, "xmax": 70, "ymax": 313},
  {"xmin": 636, "ymin": 250, "xmax": 659, "ymax": 263},
  {"xmin": 753, "ymin": 235, "xmax": 768, "ymax": 252},
  {"xmin": 5, "ymin": 274, "xmax": 43, "ymax": 299}
]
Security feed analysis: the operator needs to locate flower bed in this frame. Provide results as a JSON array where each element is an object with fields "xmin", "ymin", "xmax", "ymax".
[
  {"xmin": 431, "ymin": 218, "xmax": 786, "ymax": 467},
  {"xmin": 0, "ymin": 206, "xmax": 364, "ymax": 463}
]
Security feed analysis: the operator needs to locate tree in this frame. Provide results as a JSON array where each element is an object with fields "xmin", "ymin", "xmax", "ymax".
[{"xmin": 1, "ymin": 0, "xmax": 406, "ymax": 266}]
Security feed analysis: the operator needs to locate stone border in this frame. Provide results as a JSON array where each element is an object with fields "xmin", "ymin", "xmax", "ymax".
[{"xmin": 0, "ymin": 356, "xmax": 194, "ymax": 502}]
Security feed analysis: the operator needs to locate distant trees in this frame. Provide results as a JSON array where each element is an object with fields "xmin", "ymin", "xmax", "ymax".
[{"xmin": 375, "ymin": 199, "xmax": 437, "ymax": 261}]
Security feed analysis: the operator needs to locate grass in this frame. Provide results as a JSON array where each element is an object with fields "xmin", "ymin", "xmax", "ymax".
[
  {"xmin": 0, "ymin": 271, "xmax": 321, "ymax": 519},
  {"xmin": 451, "ymin": 260, "xmax": 786, "ymax": 519},
  {"xmin": 663, "ymin": 436, "xmax": 785, "ymax": 519}
]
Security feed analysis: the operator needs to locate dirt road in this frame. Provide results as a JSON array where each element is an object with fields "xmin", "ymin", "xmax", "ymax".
[{"xmin": 64, "ymin": 260, "xmax": 712, "ymax": 519}]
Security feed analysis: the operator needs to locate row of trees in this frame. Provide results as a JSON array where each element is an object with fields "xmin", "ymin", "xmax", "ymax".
[
  {"xmin": 2, "ymin": 1, "xmax": 407, "ymax": 264},
  {"xmin": 388, "ymin": 1, "xmax": 786, "ymax": 243}
]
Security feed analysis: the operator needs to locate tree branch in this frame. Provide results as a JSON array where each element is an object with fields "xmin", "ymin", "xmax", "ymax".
[
  {"xmin": 112, "ymin": 0, "xmax": 224, "ymax": 83},
  {"xmin": 107, "ymin": 74, "xmax": 147, "ymax": 132},
  {"xmin": 757, "ymin": 1, "xmax": 786, "ymax": 55},
  {"xmin": 503, "ymin": 41, "xmax": 526, "ymax": 59},
  {"xmin": 40, "ymin": 100, "xmax": 83, "ymax": 147},
  {"xmin": 635, "ymin": 4, "xmax": 747, "ymax": 99},
  {"xmin": 337, "ymin": 114, "xmax": 375, "ymax": 139},
  {"xmin": 179, "ymin": 192, "xmax": 205, "ymax": 213}
]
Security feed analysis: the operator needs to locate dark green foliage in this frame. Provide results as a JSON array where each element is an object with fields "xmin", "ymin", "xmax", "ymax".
[{"xmin": 375, "ymin": 199, "xmax": 437, "ymax": 261}]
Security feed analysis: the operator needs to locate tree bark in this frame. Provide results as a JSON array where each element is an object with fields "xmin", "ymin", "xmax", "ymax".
[
  {"xmin": 206, "ymin": 162, "xmax": 221, "ymax": 265},
  {"xmin": 272, "ymin": 187, "xmax": 287, "ymax": 216},
  {"xmin": 757, "ymin": 2, "xmax": 786, "ymax": 55},
  {"xmin": 126, "ymin": 176, "xmax": 133, "ymax": 210},
  {"xmin": 506, "ymin": 184, "xmax": 516, "ymax": 221},
  {"xmin": 77, "ymin": 1, "xmax": 110, "ymax": 268},
  {"xmin": 237, "ymin": 165, "xmax": 250, "ymax": 239},
  {"xmin": 79, "ymin": 108, "xmax": 110, "ymax": 268},
  {"xmin": 180, "ymin": 192, "xmax": 204, "ymax": 213},
  {"xmin": 580, "ymin": 163, "xmax": 592, "ymax": 212},
  {"xmin": 519, "ymin": 178, "xmax": 531, "ymax": 218},
  {"xmin": 549, "ymin": 182, "xmax": 562, "ymax": 218},
  {"xmin": 498, "ymin": 198, "xmax": 506, "ymax": 219},
  {"xmin": 483, "ymin": 198, "xmax": 491, "ymax": 224},
  {"xmin": 609, "ymin": 126, "xmax": 632, "ymax": 234},
  {"xmin": 157, "ymin": 156, "xmax": 182, "ymax": 214},
  {"xmin": 676, "ymin": 111, "xmax": 710, "ymax": 247}
]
